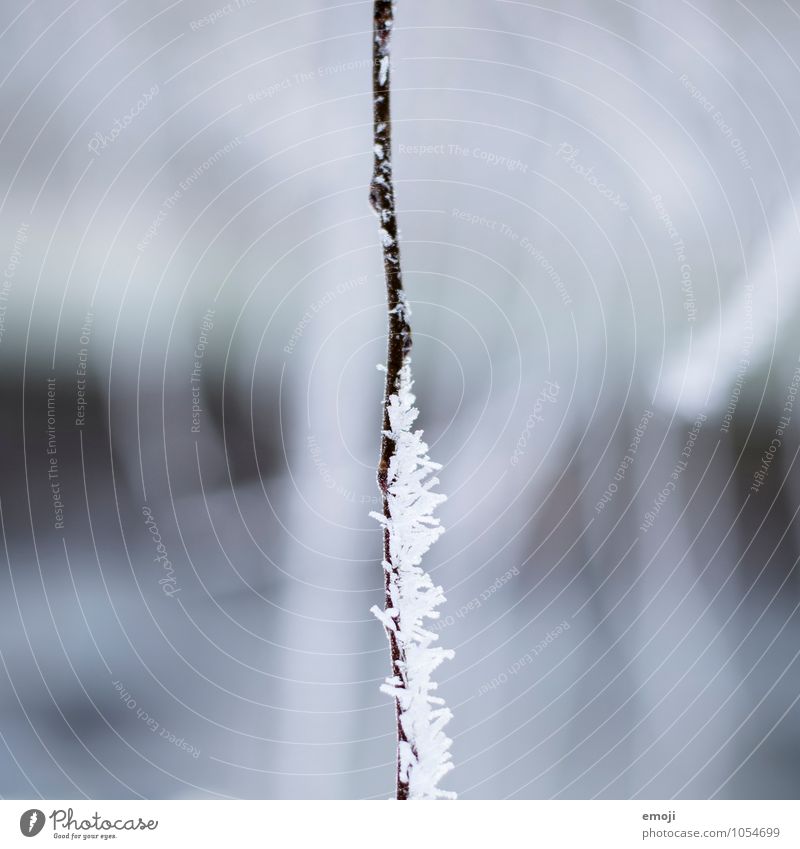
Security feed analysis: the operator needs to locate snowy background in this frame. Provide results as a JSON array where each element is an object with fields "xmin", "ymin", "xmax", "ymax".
[{"xmin": 1, "ymin": 0, "xmax": 800, "ymax": 799}]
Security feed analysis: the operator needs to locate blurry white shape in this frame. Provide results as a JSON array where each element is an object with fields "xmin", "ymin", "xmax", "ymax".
[{"xmin": 662, "ymin": 196, "xmax": 800, "ymax": 414}]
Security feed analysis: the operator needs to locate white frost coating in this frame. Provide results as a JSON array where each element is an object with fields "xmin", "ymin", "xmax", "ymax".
[
  {"xmin": 392, "ymin": 291, "xmax": 411, "ymax": 323},
  {"xmin": 370, "ymin": 360, "xmax": 456, "ymax": 800},
  {"xmin": 379, "ymin": 55, "xmax": 390, "ymax": 86}
]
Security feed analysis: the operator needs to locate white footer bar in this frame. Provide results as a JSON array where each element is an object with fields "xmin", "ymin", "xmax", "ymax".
[{"xmin": 2, "ymin": 800, "xmax": 797, "ymax": 848}]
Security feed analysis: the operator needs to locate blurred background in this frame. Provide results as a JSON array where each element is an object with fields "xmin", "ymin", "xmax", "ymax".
[{"xmin": 1, "ymin": 0, "xmax": 799, "ymax": 800}]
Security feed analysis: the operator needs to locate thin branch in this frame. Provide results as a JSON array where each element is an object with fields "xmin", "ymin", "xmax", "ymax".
[
  {"xmin": 370, "ymin": 0, "xmax": 412, "ymax": 801},
  {"xmin": 369, "ymin": 0, "xmax": 454, "ymax": 801},
  {"xmin": 371, "ymin": 0, "xmax": 412, "ymax": 428}
]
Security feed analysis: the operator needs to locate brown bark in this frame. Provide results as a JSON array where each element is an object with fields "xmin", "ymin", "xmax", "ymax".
[{"xmin": 369, "ymin": 0, "xmax": 413, "ymax": 801}]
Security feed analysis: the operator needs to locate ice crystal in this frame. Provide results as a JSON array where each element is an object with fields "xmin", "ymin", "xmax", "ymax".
[{"xmin": 370, "ymin": 360, "xmax": 455, "ymax": 800}]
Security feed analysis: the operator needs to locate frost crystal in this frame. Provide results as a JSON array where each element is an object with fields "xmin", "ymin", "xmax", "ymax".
[
  {"xmin": 379, "ymin": 55, "xmax": 390, "ymax": 86},
  {"xmin": 370, "ymin": 360, "xmax": 456, "ymax": 800}
]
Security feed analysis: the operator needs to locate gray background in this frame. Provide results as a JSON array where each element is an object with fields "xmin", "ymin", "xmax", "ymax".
[{"xmin": 0, "ymin": 0, "xmax": 799, "ymax": 799}]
